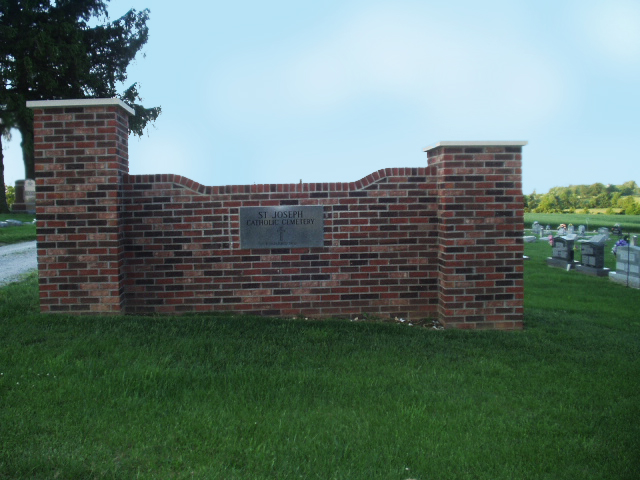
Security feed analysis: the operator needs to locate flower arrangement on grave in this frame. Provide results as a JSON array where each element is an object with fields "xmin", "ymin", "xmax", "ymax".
[
  {"xmin": 612, "ymin": 236, "xmax": 629, "ymax": 257},
  {"xmin": 548, "ymin": 235, "xmax": 554, "ymax": 246}
]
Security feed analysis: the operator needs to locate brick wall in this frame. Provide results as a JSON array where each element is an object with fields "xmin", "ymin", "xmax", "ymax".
[
  {"xmin": 122, "ymin": 171, "xmax": 439, "ymax": 318},
  {"xmin": 28, "ymin": 99, "xmax": 525, "ymax": 329}
]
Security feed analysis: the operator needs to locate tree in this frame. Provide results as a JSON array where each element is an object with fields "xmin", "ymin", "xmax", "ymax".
[
  {"xmin": 611, "ymin": 191, "xmax": 623, "ymax": 207},
  {"xmin": 0, "ymin": 0, "xmax": 160, "ymax": 180},
  {"xmin": 1, "ymin": 131, "xmax": 10, "ymax": 213},
  {"xmin": 619, "ymin": 181, "xmax": 638, "ymax": 196},
  {"xmin": 587, "ymin": 182, "xmax": 606, "ymax": 197},
  {"xmin": 535, "ymin": 193, "xmax": 561, "ymax": 213},
  {"xmin": 0, "ymin": 101, "xmax": 15, "ymax": 213},
  {"xmin": 590, "ymin": 192, "xmax": 611, "ymax": 209},
  {"xmin": 524, "ymin": 191, "xmax": 541, "ymax": 213},
  {"xmin": 618, "ymin": 196, "xmax": 640, "ymax": 215}
]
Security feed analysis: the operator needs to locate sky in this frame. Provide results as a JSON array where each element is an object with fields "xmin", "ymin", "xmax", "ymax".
[{"xmin": 3, "ymin": 0, "xmax": 640, "ymax": 194}]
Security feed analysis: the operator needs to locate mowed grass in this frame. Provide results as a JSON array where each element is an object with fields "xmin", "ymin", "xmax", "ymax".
[
  {"xmin": 0, "ymin": 213, "xmax": 37, "ymax": 246},
  {"xmin": 525, "ymin": 212, "xmax": 640, "ymax": 233},
  {"xmin": 1, "ymin": 241, "xmax": 639, "ymax": 479}
]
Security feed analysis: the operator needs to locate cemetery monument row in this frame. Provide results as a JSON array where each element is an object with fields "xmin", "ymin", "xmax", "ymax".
[{"xmin": 28, "ymin": 98, "xmax": 527, "ymax": 329}]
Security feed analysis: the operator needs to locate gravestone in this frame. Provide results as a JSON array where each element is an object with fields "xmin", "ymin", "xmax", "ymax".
[
  {"xmin": 10, "ymin": 178, "xmax": 36, "ymax": 213},
  {"xmin": 578, "ymin": 225, "xmax": 586, "ymax": 236},
  {"xmin": 532, "ymin": 221, "xmax": 542, "ymax": 236},
  {"xmin": 597, "ymin": 227, "xmax": 610, "ymax": 240},
  {"xmin": 609, "ymin": 245, "xmax": 640, "ymax": 289},
  {"xmin": 567, "ymin": 224, "xmax": 575, "ymax": 234},
  {"xmin": 23, "ymin": 179, "xmax": 36, "ymax": 213},
  {"xmin": 546, "ymin": 234, "xmax": 578, "ymax": 269},
  {"xmin": 576, "ymin": 234, "xmax": 609, "ymax": 277},
  {"xmin": 612, "ymin": 224, "xmax": 623, "ymax": 236},
  {"xmin": 557, "ymin": 226, "xmax": 567, "ymax": 236},
  {"xmin": 11, "ymin": 180, "xmax": 27, "ymax": 212}
]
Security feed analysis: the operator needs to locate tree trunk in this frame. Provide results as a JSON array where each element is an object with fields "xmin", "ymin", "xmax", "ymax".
[
  {"xmin": 18, "ymin": 114, "xmax": 35, "ymax": 180},
  {"xmin": 0, "ymin": 135, "xmax": 11, "ymax": 213}
]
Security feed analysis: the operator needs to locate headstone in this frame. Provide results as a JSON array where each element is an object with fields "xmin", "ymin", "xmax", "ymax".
[
  {"xmin": 23, "ymin": 179, "xmax": 36, "ymax": 213},
  {"xmin": 546, "ymin": 235, "xmax": 578, "ymax": 269},
  {"xmin": 567, "ymin": 224, "xmax": 575, "ymax": 234},
  {"xmin": 578, "ymin": 225, "xmax": 586, "ymax": 236},
  {"xmin": 11, "ymin": 180, "xmax": 27, "ymax": 212},
  {"xmin": 532, "ymin": 221, "xmax": 542, "ymax": 236},
  {"xmin": 576, "ymin": 234, "xmax": 609, "ymax": 277},
  {"xmin": 612, "ymin": 224, "xmax": 623, "ymax": 236},
  {"xmin": 523, "ymin": 235, "xmax": 537, "ymax": 243},
  {"xmin": 597, "ymin": 227, "xmax": 610, "ymax": 240},
  {"xmin": 557, "ymin": 226, "xmax": 567, "ymax": 236},
  {"xmin": 609, "ymin": 245, "xmax": 640, "ymax": 289},
  {"xmin": 0, "ymin": 221, "xmax": 8, "ymax": 228}
]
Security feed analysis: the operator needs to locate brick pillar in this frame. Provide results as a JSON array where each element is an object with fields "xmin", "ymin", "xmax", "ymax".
[
  {"xmin": 28, "ymin": 99, "xmax": 132, "ymax": 313},
  {"xmin": 426, "ymin": 141, "xmax": 526, "ymax": 330}
]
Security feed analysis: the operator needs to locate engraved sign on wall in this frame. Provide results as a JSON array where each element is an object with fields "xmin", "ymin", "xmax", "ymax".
[{"xmin": 240, "ymin": 206, "xmax": 324, "ymax": 249}]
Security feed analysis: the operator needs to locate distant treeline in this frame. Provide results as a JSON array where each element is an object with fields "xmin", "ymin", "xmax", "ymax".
[{"xmin": 525, "ymin": 181, "xmax": 640, "ymax": 214}]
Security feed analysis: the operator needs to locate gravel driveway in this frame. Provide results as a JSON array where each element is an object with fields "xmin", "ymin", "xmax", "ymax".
[{"xmin": 0, "ymin": 241, "xmax": 38, "ymax": 286}]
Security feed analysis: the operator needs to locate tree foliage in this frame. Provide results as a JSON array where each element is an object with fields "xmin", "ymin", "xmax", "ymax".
[
  {"xmin": 525, "ymin": 182, "xmax": 640, "ymax": 214},
  {"xmin": 0, "ymin": 0, "xmax": 160, "ymax": 179}
]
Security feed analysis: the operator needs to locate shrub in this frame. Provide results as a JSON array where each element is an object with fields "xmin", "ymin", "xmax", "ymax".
[{"xmin": 5, "ymin": 184, "xmax": 15, "ymax": 208}]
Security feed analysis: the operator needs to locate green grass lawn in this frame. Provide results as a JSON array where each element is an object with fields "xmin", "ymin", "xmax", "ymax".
[
  {"xmin": 525, "ymin": 212, "xmax": 640, "ymax": 233},
  {"xmin": 1, "ymin": 238, "xmax": 639, "ymax": 479},
  {"xmin": 0, "ymin": 213, "xmax": 37, "ymax": 246}
]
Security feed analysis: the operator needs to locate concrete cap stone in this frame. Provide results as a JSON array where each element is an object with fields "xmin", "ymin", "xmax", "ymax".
[
  {"xmin": 26, "ymin": 98, "xmax": 135, "ymax": 116},
  {"xmin": 423, "ymin": 141, "xmax": 528, "ymax": 152}
]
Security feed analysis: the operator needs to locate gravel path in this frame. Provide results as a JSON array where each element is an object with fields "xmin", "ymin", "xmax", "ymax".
[{"xmin": 0, "ymin": 241, "xmax": 38, "ymax": 286}]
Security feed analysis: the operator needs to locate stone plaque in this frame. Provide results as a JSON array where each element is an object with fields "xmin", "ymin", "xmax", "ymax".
[{"xmin": 240, "ymin": 206, "xmax": 324, "ymax": 249}]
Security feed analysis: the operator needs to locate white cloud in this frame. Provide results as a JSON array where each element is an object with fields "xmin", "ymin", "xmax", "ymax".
[
  {"xmin": 128, "ymin": 133, "xmax": 195, "ymax": 178},
  {"xmin": 210, "ymin": 4, "xmax": 569, "ymax": 131},
  {"xmin": 590, "ymin": 1, "xmax": 640, "ymax": 63},
  {"xmin": 570, "ymin": 0, "xmax": 640, "ymax": 69}
]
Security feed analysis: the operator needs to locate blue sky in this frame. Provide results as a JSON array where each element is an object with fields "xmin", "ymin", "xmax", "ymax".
[{"xmin": 3, "ymin": 0, "xmax": 640, "ymax": 194}]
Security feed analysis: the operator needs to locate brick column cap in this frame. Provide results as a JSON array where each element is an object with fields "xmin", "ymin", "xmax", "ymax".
[
  {"xmin": 423, "ymin": 141, "xmax": 528, "ymax": 152},
  {"xmin": 27, "ymin": 98, "xmax": 135, "ymax": 115}
]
